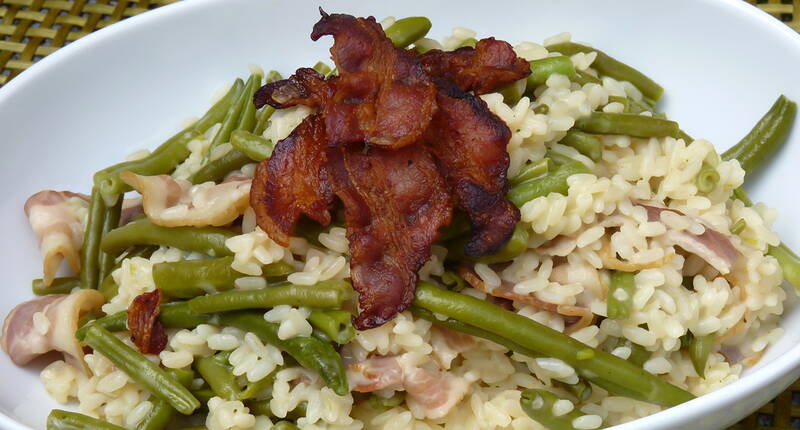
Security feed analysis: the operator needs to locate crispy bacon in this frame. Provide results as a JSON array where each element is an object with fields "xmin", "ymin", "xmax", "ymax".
[
  {"xmin": 328, "ymin": 143, "xmax": 452, "ymax": 329},
  {"xmin": 128, "ymin": 289, "xmax": 167, "ymax": 354},
  {"xmin": 251, "ymin": 114, "xmax": 335, "ymax": 247},
  {"xmin": 420, "ymin": 37, "xmax": 531, "ymax": 95},
  {"xmin": 254, "ymin": 68, "xmax": 332, "ymax": 110},
  {"xmin": 427, "ymin": 81, "xmax": 520, "ymax": 256}
]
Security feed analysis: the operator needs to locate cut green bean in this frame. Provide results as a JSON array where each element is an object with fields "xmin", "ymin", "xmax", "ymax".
[
  {"xmin": 195, "ymin": 352, "xmax": 239, "ymax": 401},
  {"xmin": 188, "ymin": 280, "xmax": 352, "ymax": 313},
  {"xmin": 33, "ymin": 277, "xmax": 80, "ymax": 296},
  {"xmin": 231, "ymin": 130, "xmax": 274, "ymax": 161},
  {"xmin": 217, "ymin": 311, "xmax": 349, "ymax": 396},
  {"xmin": 520, "ymin": 389, "xmax": 605, "ymax": 430},
  {"xmin": 547, "ymin": 42, "xmax": 663, "ymax": 102},
  {"xmin": 101, "ymin": 219, "xmax": 235, "ymax": 257},
  {"xmin": 189, "ymin": 149, "xmax": 252, "ymax": 184},
  {"xmin": 559, "ymin": 130, "xmax": 602, "ymax": 161},
  {"xmin": 533, "ymin": 104, "xmax": 550, "ymax": 114},
  {"xmin": 510, "ymin": 159, "xmax": 550, "ymax": 185},
  {"xmin": 689, "ymin": 334, "xmax": 714, "ymax": 378},
  {"xmin": 308, "ymin": 310, "xmax": 356, "ymax": 344},
  {"xmin": 384, "ymin": 17, "xmax": 432, "ymax": 48},
  {"xmin": 207, "ymin": 75, "xmax": 258, "ymax": 159},
  {"xmin": 313, "ymin": 61, "xmax": 332, "ymax": 76},
  {"xmin": 722, "ymin": 95, "xmax": 797, "ymax": 176},
  {"xmin": 458, "ymin": 37, "xmax": 478, "ymax": 48},
  {"xmin": 546, "ymin": 150, "xmax": 580, "ymax": 167},
  {"xmin": 695, "ymin": 163, "xmax": 720, "ymax": 194},
  {"xmin": 572, "ymin": 70, "xmax": 601, "ymax": 85},
  {"xmin": 769, "ymin": 243, "xmax": 800, "ymax": 289},
  {"xmin": 254, "ymin": 71, "xmax": 283, "ymax": 136},
  {"xmin": 500, "ymin": 78, "xmax": 527, "ymax": 105},
  {"xmin": 413, "ymin": 283, "xmax": 694, "ymax": 406},
  {"xmin": 97, "ymin": 195, "xmax": 123, "ymax": 282},
  {"xmin": 93, "ymin": 79, "xmax": 243, "ymax": 200},
  {"xmin": 607, "ymin": 271, "xmax": 636, "ymax": 320},
  {"xmin": 83, "ymin": 326, "xmax": 200, "ymax": 415},
  {"xmin": 236, "ymin": 74, "xmax": 262, "ymax": 133},
  {"xmin": 508, "ymin": 161, "xmax": 590, "ymax": 207},
  {"xmin": 574, "ymin": 112, "xmax": 680, "ymax": 138},
  {"xmin": 80, "ymin": 187, "xmax": 105, "ymax": 289},
  {"xmin": 614, "ymin": 338, "xmax": 651, "ymax": 368},
  {"xmin": 527, "ymin": 56, "xmax": 576, "ymax": 89},
  {"xmin": 554, "ymin": 379, "xmax": 593, "ymax": 402},
  {"xmin": 440, "ymin": 270, "xmax": 465, "ymax": 292},
  {"xmin": 137, "ymin": 370, "xmax": 193, "ymax": 430},
  {"xmin": 607, "ymin": 95, "xmax": 630, "ymax": 112},
  {"xmin": 479, "ymin": 223, "xmax": 529, "ymax": 264},
  {"xmin": 730, "ymin": 219, "xmax": 747, "ymax": 235},
  {"xmin": 47, "ymin": 409, "xmax": 126, "ymax": 430}
]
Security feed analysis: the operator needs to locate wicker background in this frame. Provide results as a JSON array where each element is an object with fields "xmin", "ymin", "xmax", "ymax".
[{"xmin": 1, "ymin": 0, "xmax": 800, "ymax": 429}]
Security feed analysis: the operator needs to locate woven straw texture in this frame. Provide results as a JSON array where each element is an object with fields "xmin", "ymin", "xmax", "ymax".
[{"xmin": 1, "ymin": 0, "xmax": 800, "ymax": 429}]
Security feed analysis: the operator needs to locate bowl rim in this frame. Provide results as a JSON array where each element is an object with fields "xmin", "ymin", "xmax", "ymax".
[{"xmin": 2, "ymin": 0, "xmax": 800, "ymax": 429}]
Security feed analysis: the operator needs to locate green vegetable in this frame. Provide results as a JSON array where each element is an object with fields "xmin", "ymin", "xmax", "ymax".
[
  {"xmin": 231, "ymin": 130, "xmax": 274, "ymax": 161},
  {"xmin": 553, "ymin": 379, "xmax": 593, "ymax": 402},
  {"xmin": 479, "ymin": 223, "xmax": 529, "ymax": 264},
  {"xmin": 508, "ymin": 161, "xmax": 590, "ymax": 207},
  {"xmin": 607, "ymin": 271, "xmax": 636, "ymax": 320},
  {"xmin": 189, "ymin": 149, "xmax": 252, "ymax": 184},
  {"xmin": 695, "ymin": 163, "xmax": 720, "ymax": 194},
  {"xmin": 254, "ymin": 70, "xmax": 283, "ymax": 136},
  {"xmin": 572, "ymin": 70, "xmax": 601, "ymax": 85},
  {"xmin": 80, "ymin": 187, "xmax": 106, "ymax": 289},
  {"xmin": 313, "ymin": 61, "xmax": 332, "ymax": 76},
  {"xmin": 32, "ymin": 277, "xmax": 80, "ymax": 296},
  {"xmin": 413, "ymin": 283, "xmax": 694, "ymax": 406},
  {"xmin": 533, "ymin": 104, "xmax": 550, "ymax": 114},
  {"xmin": 730, "ymin": 219, "xmax": 747, "ymax": 235},
  {"xmin": 188, "ymin": 280, "xmax": 352, "ymax": 313},
  {"xmin": 236, "ymin": 74, "xmax": 262, "ymax": 133},
  {"xmin": 97, "ymin": 245, "xmax": 158, "ymax": 301},
  {"xmin": 458, "ymin": 37, "xmax": 478, "ymax": 48},
  {"xmin": 440, "ymin": 270, "xmax": 466, "ymax": 292},
  {"xmin": 527, "ymin": 56, "xmax": 576, "ymax": 89},
  {"xmin": 510, "ymin": 158, "xmax": 550, "ymax": 185},
  {"xmin": 560, "ymin": 130, "xmax": 602, "ymax": 161},
  {"xmin": 499, "ymin": 78, "xmax": 527, "ymax": 105},
  {"xmin": 614, "ymin": 338, "xmax": 651, "ymax": 368},
  {"xmin": 520, "ymin": 389, "xmax": 606, "ymax": 430},
  {"xmin": 271, "ymin": 422, "xmax": 300, "ymax": 430},
  {"xmin": 607, "ymin": 95, "xmax": 630, "ymax": 112},
  {"xmin": 83, "ymin": 326, "xmax": 200, "ymax": 415},
  {"xmin": 722, "ymin": 95, "xmax": 797, "ymax": 176},
  {"xmin": 308, "ymin": 310, "xmax": 356, "ymax": 344},
  {"xmin": 97, "ymin": 195, "xmax": 123, "ymax": 282},
  {"xmin": 93, "ymin": 79, "xmax": 243, "ymax": 201},
  {"xmin": 368, "ymin": 392, "xmax": 406, "ymax": 410},
  {"xmin": 195, "ymin": 352, "xmax": 240, "ymax": 401},
  {"xmin": 384, "ymin": 17, "xmax": 432, "ymax": 48},
  {"xmin": 101, "ymin": 219, "xmax": 235, "ymax": 257},
  {"xmin": 207, "ymin": 75, "xmax": 260, "ymax": 159},
  {"xmin": 769, "ymin": 243, "xmax": 800, "ymax": 289},
  {"xmin": 218, "ymin": 311, "xmax": 349, "ymax": 396},
  {"xmin": 689, "ymin": 334, "xmax": 714, "ymax": 378},
  {"xmin": 47, "ymin": 410, "xmax": 126, "ymax": 430},
  {"xmin": 574, "ymin": 112, "xmax": 680, "ymax": 138},
  {"xmin": 136, "ymin": 370, "xmax": 193, "ymax": 430},
  {"xmin": 547, "ymin": 42, "xmax": 663, "ymax": 102}
]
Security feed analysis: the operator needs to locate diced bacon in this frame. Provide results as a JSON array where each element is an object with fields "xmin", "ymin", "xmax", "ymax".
[
  {"xmin": 347, "ymin": 355, "xmax": 404, "ymax": 392},
  {"xmin": 430, "ymin": 326, "xmax": 476, "ymax": 369}
]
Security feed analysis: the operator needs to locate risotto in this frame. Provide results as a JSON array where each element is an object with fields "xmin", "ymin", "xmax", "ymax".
[{"xmin": 2, "ymin": 11, "xmax": 799, "ymax": 430}]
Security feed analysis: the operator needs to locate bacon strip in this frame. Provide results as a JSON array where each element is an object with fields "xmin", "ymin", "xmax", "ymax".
[
  {"xmin": 328, "ymin": 143, "xmax": 452, "ymax": 329},
  {"xmin": 128, "ymin": 289, "xmax": 167, "ymax": 354},
  {"xmin": 254, "ymin": 67, "xmax": 332, "ymax": 110},
  {"xmin": 251, "ymin": 114, "xmax": 335, "ymax": 247},
  {"xmin": 420, "ymin": 37, "xmax": 531, "ymax": 95}
]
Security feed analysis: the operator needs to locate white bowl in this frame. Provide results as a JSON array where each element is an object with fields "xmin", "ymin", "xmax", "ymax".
[{"xmin": 1, "ymin": 0, "xmax": 799, "ymax": 429}]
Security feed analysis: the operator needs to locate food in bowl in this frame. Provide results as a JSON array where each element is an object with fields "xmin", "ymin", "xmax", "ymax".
[{"xmin": 2, "ymin": 9, "xmax": 799, "ymax": 430}]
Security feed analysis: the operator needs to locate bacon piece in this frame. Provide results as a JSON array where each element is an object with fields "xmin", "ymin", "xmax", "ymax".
[
  {"xmin": 24, "ymin": 191, "xmax": 89, "ymax": 286},
  {"xmin": 310, "ymin": 11, "xmax": 438, "ymax": 148},
  {"xmin": 251, "ymin": 114, "xmax": 335, "ymax": 247},
  {"xmin": 128, "ymin": 289, "xmax": 167, "ymax": 354},
  {"xmin": 430, "ymin": 326, "xmax": 476, "ymax": 369},
  {"xmin": 427, "ymin": 81, "xmax": 520, "ymax": 256},
  {"xmin": 254, "ymin": 67, "xmax": 333, "ymax": 110},
  {"xmin": 419, "ymin": 38, "xmax": 531, "ymax": 95},
  {"xmin": 120, "ymin": 172, "xmax": 250, "ymax": 228},
  {"xmin": 347, "ymin": 355, "xmax": 404, "ymax": 392},
  {"xmin": 1, "ymin": 290, "xmax": 104, "ymax": 371},
  {"xmin": 327, "ymin": 143, "xmax": 452, "ymax": 329}
]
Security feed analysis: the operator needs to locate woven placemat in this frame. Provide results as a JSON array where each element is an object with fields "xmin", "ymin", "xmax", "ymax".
[{"xmin": 1, "ymin": 0, "xmax": 800, "ymax": 429}]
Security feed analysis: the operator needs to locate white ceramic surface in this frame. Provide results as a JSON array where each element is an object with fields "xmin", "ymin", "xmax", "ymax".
[{"xmin": 0, "ymin": 0, "xmax": 799, "ymax": 429}]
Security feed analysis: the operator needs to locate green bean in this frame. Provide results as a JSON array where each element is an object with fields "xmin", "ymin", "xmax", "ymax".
[
  {"xmin": 607, "ymin": 271, "xmax": 636, "ymax": 320},
  {"xmin": 33, "ymin": 277, "xmax": 80, "ymax": 295},
  {"xmin": 510, "ymin": 159, "xmax": 550, "ymax": 185},
  {"xmin": 237, "ymin": 73, "xmax": 263, "ymax": 133},
  {"xmin": 247, "ymin": 400, "xmax": 307, "ymax": 419},
  {"xmin": 520, "ymin": 389, "xmax": 605, "ymax": 430},
  {"xmin": 440, "ymin": 270, "xmax": 466, "ymax": 292},
  {"xmin": 254, "ymin": 71, "xmax": 283, "ymax": 136},
  {"xmin": 98, "ymin": 245, "xmax": 158, "ymax": 301},
  {"xmin": 508, "ymin": 161, "xmax": 590, "ymax": 207},
  {"xmin": 384, "ymin": 17, "xmax": 432, "ymax": 48},
  {"xmin": 153, "ymin": 256, "xmax": 285, "ymax": 299},
  {"xmin": 78, "ymin": 301, "xmax": 215, "ymax": 342},
  {"xmin": 499, "ymin": 78, "xmax": 527, "ymax": 105},
  {"xmin": 614, "ymin": 338, "xmax": 651, "ymax": 368},
  {"xmin": 574, "ymin": 112, "xmax": 680, "ymax": 138},
  {"xmin": 547, "ymin": 42, "xmax": 663, "ymax": 102},
  {"xmin": 231, "ymin": 130, "xmax": 274, "ymax": 161},
  {"xmin": 722, "ymin": 95, "xmax": 797, "ymax": 176},
  {"xmin": 458, "ymin": 37, "xmax": 478, "ymax": 48},
  {"xmin": 136, "ymin": 370, "xmax": 194, "ymax": 430},
  {"xmin": 695, "ymin": 163, "xmax": 720, "ymax": 194},
  {"xmin": 207, "ymin": 75, "xmax": 259, "ymax": 159},
  {"xmin": 368, "ymin": 392, "xmax": 406, "ymax": 410},
  {"xmin": 93, "ymin": 80, "xmax": 244, "ymax": 201},
  {"xmin": 479, "ymin": 223, "xmax": 529, "ymax": 264},
  {"xmin": 83, "ymin": 326, "xmax": 200, "ymax": 415},
  {"xmin": 308, "ymin": 310, "xmax": 356, "ymax": 344},
  {"xmin": 313, "ymin": 61, "xmax": 333, "ymax": 76},
  {"xmin": 769, "ymin": 243, "xmax": 800, "ymax": 289},
  {"xmin": 730, "ymin": 219, "xmax": 747, "ymax": 235},
  {"xmin": 271, "ymin": 422, "xmax": 301, "ymax": 430},
  {"xmin": 553, "ymin": 379, "xmax": 593, "ymax": 402},
  {"xmin": 191, "ymin": 388, "xmax": 215, "ymax": 405},
  {"xmin": 80, "ymin": 187, "xmax": 106, "ymax": 289},
  {"xmin": 527, "ymin": 56, "xmax": 576, "ymax": 89},
  {"xmin": 188, "ymin": 280, "xmax": 352, "ymax": 313},
  {"xmin": 189, "ymin": 149, "xmax": 252, "ymax": 184},
  {"xmin": 76, "ymin": 311, "xmax": 127, "ymax": 341},
  {"xmin": 413, "ymin": 282, "xmax": 694, "ymax": 406},
  {"xmin": 97, "ymin": 195, "xmax": 123, "ymax": 282},
  {"xmin": 47, "ymin": 409, "xmax": 127, "ymax": 430},
  {"xmin": 559, "ymin": 130, "xmax": 602, "ymax": 161},
  {"xmin": 689, "ymin": 334, "xmax": 714, "ymax": 378},
  {"xmin": 533, "ymin": 104, "xmax": 550, "ymax": 114},
  {"xmin": 572, "ymin": 70, "xmax": 601, "ymax": 86},
  {"xmin": 195, "ymin": 352, "xmax": 239, "ymax": 401},
  {"xmin": 607, "ymin": 95, "xmax": 630, "ymax": 113},
  {"xmin": 101, "ymin": 219, "xmax": 235, "ymax": 257},
  {"xmin": 546, "ymin": 150, "xmax": 580, "ymax": 167},
  {"xmin": 217, "ymin": 311, "xmax": 349, "ymax": 396}
]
